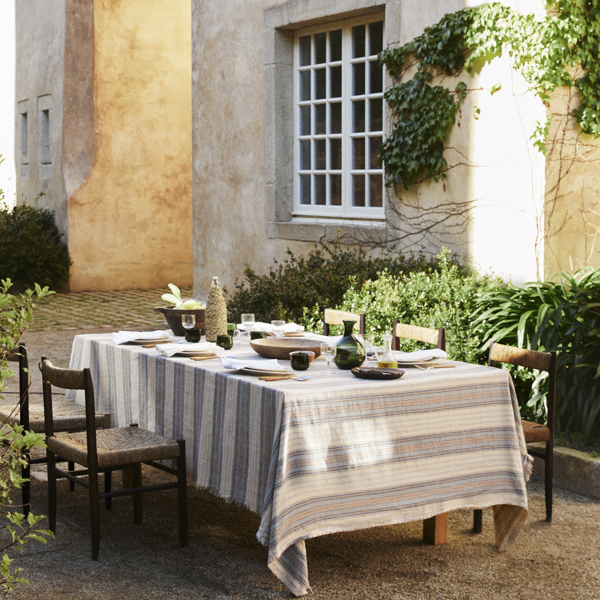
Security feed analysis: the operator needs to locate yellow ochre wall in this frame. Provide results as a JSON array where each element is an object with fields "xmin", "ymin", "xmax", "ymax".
[{"xmin": 68, "ymin": 0, "xmax": 192, "ymax": 291}]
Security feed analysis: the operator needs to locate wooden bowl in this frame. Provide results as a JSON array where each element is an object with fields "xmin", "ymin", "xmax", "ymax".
[
  {"xmin": 153, "ymin": 307, "xmax": 206, "ymax": 337},
  {"xmin": 250, "ymin": 337, "xmax": 322, "ymax": 360}
]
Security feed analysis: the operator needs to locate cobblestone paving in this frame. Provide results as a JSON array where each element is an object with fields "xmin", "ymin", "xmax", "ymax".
[{"xmin": 29, "ymin": 287, "xmax": 194, "ymax": 332}]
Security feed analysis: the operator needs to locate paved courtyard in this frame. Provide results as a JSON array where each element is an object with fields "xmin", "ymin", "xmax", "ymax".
[{"xmin": 3, "ymin": 289, "xmax": 600, "ymax": 599}]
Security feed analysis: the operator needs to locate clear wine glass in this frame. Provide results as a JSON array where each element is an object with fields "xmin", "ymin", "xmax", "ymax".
[
  {"xmin": 241, "ymin": 313, "xmax": 255, "ymax": 332},
  {"xmin": 181, "ymin": 314, "xmax": 195, "ymax": 330},
  {"xmin": 320, "ymin": 342, "xmax": 336, "ymax": 374},
  {"xmin": 271, "ymin": 320, "xmax": 285, "ymax": 338},
  {"xmin": 364, "ymin": 334, "xmax": 376, "ymax": 361}
]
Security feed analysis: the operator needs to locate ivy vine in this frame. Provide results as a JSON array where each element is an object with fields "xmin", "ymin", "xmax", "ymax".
[{"xmin": 379, "ymin": 0, "xmax": 600, "ymax": 189}]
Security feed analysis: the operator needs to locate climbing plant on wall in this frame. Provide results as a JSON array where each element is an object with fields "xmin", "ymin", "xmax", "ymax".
[{"xmin": 378, "ymin": 0, "xmax": 600, "ymax": 189}]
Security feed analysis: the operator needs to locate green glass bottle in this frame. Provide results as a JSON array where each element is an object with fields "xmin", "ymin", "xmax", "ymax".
[{"xmin": 333, "ymin": 320, "xmax": 366, "ymax": 370}]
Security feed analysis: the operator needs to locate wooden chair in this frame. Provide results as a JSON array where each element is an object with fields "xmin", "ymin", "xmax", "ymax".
[
  {"xmin": 41, "ymin": 359, "xmax": 188, "ymax": 559},
  {"xmin": 0, "ymin": 345, "xmax": 111, "ymax": 516},
  {"xmin": 473, "ymin": 342, "xmax": 556, "ymax": 532},
  {"xmin": 391, "ymin": 321, "xmax": 446, "ymax": 351},
  {"xmin": 323, "ymin": 309, "xmax": 365, "ymax": 336}
]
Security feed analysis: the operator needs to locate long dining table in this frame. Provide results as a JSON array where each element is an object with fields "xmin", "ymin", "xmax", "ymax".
[{"xmin": 67, "ymin": 333, "xmax": 532, "ymax": 596}]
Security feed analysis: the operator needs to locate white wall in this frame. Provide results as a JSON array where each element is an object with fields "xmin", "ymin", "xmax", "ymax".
[{"xmin": 0, "ymin": 0, "xmax": 16, "ymax": 208}]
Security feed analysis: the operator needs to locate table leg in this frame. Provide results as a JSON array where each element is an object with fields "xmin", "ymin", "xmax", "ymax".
[
  {"xmin": 493, "ymin": 505, "xmax": 527, "ymax": 552},
  {"xmin": 423, "ymin": 512, "xmax": 449, "ymax": 545}
]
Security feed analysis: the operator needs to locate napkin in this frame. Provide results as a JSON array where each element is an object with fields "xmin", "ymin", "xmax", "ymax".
[
  {"xmin": 220, "ymin": 357, "xmax": 286, "ymax": 371},
  {"xmin": 302, "ymin": 333, "xmax": 342, "ymax": 344},
  {"xmin": 237, "ymin": 322, "xmax": 305, "ymax": 334},
  {"xmin": 112, "ymin": 330, "xmax": 171, "ymax": 345},
  {"xmin": 393, "ymin": 349, "xmax": 447, "ymax": 362},
  {"xmin": 155, "ymin": 342, "xmax": 219, "ymax": 358}
]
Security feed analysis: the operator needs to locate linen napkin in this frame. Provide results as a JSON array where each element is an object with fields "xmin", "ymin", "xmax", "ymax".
[
  {"xmin": 237, "ymin": 322, "xmax": 305, "ymax": 334},
  {"xmin": 112, "ymin": 330, "xmax": 171, "ymax": 345},
  {"xmin": 302, "ymin": 333, "xmax": 342, "ymax": 344},
  {"xmin": 393, "ymin": 349, "xmax": 447, "ymax": 362},
  {"xmin": 220, "ymin": 357, "xmax": 286, "ymax": 371},
  {"xmin": 155, "ymin": 342, "xmax": 219, "ymax": 358}
]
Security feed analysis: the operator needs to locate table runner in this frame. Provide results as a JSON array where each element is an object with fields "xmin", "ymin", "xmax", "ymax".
[{"xmin": 68, "ymin": 334, "xmax": 531, "ymax": 596}]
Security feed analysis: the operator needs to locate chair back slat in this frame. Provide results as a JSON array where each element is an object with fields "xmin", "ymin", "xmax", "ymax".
[
  {"xmin": 41, "ymin": 359, "xmax": 99, "ymax": 472},
  {"xmin": 392, "ymin": 321, "xmax": 446, "ymax": 351},
  {"xmin": 323, "ymin": 309, "xmax": 366, "ymax": 336},
  {"xmin": 488, "ymin": 342, "xmax": 553, "ymax": 372}
]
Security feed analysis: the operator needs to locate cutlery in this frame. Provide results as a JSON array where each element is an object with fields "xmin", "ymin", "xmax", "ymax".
[
  {"xmin": 415, "ymin": 364, "xmax": 455, "ymax": 370},
  {"xmin": 190, "ymin": 355, "xmax": 219, "ymax": 361}
]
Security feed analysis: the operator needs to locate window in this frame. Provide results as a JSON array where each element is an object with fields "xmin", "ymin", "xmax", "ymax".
[
  {"xmin": 294, "ymin": 17, "xmax": 384, "ymax": 219},
  {"xmin": 38, "ymin": 95, "xmax": 52, "ymax": 179}
]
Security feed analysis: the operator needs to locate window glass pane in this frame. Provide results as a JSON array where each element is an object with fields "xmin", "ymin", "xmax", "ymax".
[
  {"xmin": 330, "ymin": 29, "xmax": 342, "ymax": 62},
  {"xmin": 369, "ymin": 174, "xmax": 383, "ymax": 207},
  {"xmin": 370, "ymin": 98, "xmax": 382, "ymax": 131},
  {"xmin": 353, "ymin": 25, "xmax": 365, "ymax": 58},
  {"xmin": 300, "ymin": 140, "xmax": 311, "ymax": 170},
  {"xmin": 369, "ymin": 61, "xmax": 383, "ymax": 94},
  {"xmin": 369, "ymin": 136, "xmax": 382, "ymax": 169},
  {"xmin": 353, "ymin": 63, "xmax": 365, "ymax": 96},
  {"xmin": 315, "ymin": 32, "xmax": 326, "ymax": 64},
  {"xmin": 299, "ymin": 35, "xmax": 311, "ymax": 66},
  {"xmin": 314, "ymin": 139, "xmax": 326, "ymax": 170},
  {"xmin": 330, "ymin": 139, "xmax": 342, "ymax": 170},
  {"xmin": 300, "ymin": 70, "xmax": 311, "ymax": 101},
  {"xmin": 315, "ymin": 68, "xmax": 326, "ymax": 100},
  {"xmin": 315, "ymin": 104, "xmax": 326, "ymax": 134},
  {"xmin": 315, "ymin": 175, "xmax": 326, "ymax": 205},
  {"xmin": 300, "ymin": 174, "xmax": 311, "ymax": 204},
  {"xmin": 353, "ymin": 100, "xmax": 365, "ymax": 133},
  {"xmin": 330, "ymin": 102, "xmax": 342, "ymax": 134},
  {"xmin": 330, "ymin": 174, "xmax": 342, "ymax": 205},
  {"xmin": 353, "ymin": 138, "xmax": 365, "ymax": 169},
  {"xmin": 353, "ymin": 174, "xmax": 365, "ymax": 206},
  {"xmin": 300, "ymin": 105, "xmax": 311, "ymax": 136},
  {"xmin": 330, "ymin": 66, "xmax": 342, "ymax": 98},
  {"xmin": 369, "ymin": 21, "xmax": 384, "ymax": 55}
]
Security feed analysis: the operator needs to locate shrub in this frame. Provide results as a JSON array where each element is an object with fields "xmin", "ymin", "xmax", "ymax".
[
  {"xmin": 300, "ymin": 248, "xmax": 504, "ymax": 363},
  {"xmin": 0, "ymin": 278, "xmax": 54, "ymax": 595},
  {"xmin": 0, "ymin": 204, "xmax": 71, "ymax": 291},
  {"xmin": 474, "ymin": 267, "xmax": 600, "ymax": 443},
  {"xmin": 227, "ymin": 240, "xmax": 443, "ymax": 324}
]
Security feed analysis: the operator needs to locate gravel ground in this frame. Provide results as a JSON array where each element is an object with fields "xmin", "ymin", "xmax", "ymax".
[{"xmin": 2, "ymin": 292, "xmax": 599, "ymax": 599}]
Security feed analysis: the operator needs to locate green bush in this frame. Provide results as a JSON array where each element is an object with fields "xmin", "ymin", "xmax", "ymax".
[
  {"xmin": 227, "ymin": 240, "xmax": 442, "ymax": 324},
  {"xmin": 0, "ymin": 204, "xmax": 71, "ymax": 291},
  {"xmin": 474, "ymin": 267, "xmax": 600, "ymax": 443},
  {"xmin": 300, "ymin": 249, "xmax": 504, "ymax": 363}
]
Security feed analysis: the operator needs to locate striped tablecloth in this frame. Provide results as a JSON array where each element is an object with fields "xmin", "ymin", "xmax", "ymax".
[{"xmin": 68, "ymin": 334, "xmax": 532, "ymax": 596}]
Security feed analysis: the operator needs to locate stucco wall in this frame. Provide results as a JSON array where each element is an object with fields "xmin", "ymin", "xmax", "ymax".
[
  {"xmin": 68, "ymin": 0, "xmax": 193, "ymax": 291},
  {"xmin": 544, "ymin": 86, "xmax": 600, "ymax": 277},
  {"xmin": 15, "ymin": 0, "xmax": 67, "ymax": 233},
  {"xmin": 192, "ymin": 0, "xmax": 549, "ymax": 298}
]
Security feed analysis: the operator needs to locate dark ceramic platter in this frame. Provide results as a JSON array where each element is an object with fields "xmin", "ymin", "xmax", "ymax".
[{"xmin": 351, "ymin": 366, "xmax": 405, "ymax": 380}]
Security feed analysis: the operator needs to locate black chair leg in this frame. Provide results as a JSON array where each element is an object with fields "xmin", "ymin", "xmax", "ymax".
[
  {"xmin": 47, "ymin": 451, "xmax": 57, "ymax": 533},
  {"xmin": 177, "ymin": 440, "xmax": 188, "ymax": 547},
  {"xmin": 132, "ymin": 464, "xmax": 143, "ymax": 525},
  {"xmin": 68, "ymin": 461, "xmax": 75, "ymax": 491},
  {"xmin": 545, "ymin": 443, "xmax": 553, "ymax": 522},
  {"xmin": 89, "ymin": 468, "xmax": 101, "ymax": 560},
  {"xmin": 473, "ymin": 509, "xmax": 483, "ymax": 533},
  {"xmin": 22, "ymin": 449, "xmax": 31, "ymax": 517},
  {"xmin": 105, "ymin": 471, "xmax": 112, "ymax": 510}
]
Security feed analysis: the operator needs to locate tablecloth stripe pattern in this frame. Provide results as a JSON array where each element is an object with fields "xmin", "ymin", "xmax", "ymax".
[
  {"xmin": 68, "ymin": 335, "xmax": 282, "ymax": 515},
  {"xmin": 257, "ymin": 367, "xmax": 531, "ymax": 596},
  {"xmin": 68, "ymin": 335, "xmax": 531, "ymax": 597}
]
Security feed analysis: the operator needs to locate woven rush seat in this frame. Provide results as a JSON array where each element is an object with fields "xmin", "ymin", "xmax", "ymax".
[
  {"xmin": 521, "ymin": 419, "xmax": 551, "ymax": 443},
  {"xmin": 0, "ymin": 401, "xmax": 105, "ymax": 433},
  {"xmin": 48, "ymin": 427, "xmax": 180, "ymax": 469}
]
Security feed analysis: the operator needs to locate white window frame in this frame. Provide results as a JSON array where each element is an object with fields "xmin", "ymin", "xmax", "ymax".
[{"xmin": 293, "ymin": 14, "xmax": 385, "ymax": 221}]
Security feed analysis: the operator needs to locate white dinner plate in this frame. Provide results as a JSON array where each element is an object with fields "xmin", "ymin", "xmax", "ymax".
[{"xmin": 127, "ymin": 337, "xmax": 171, "ymax": 345}]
